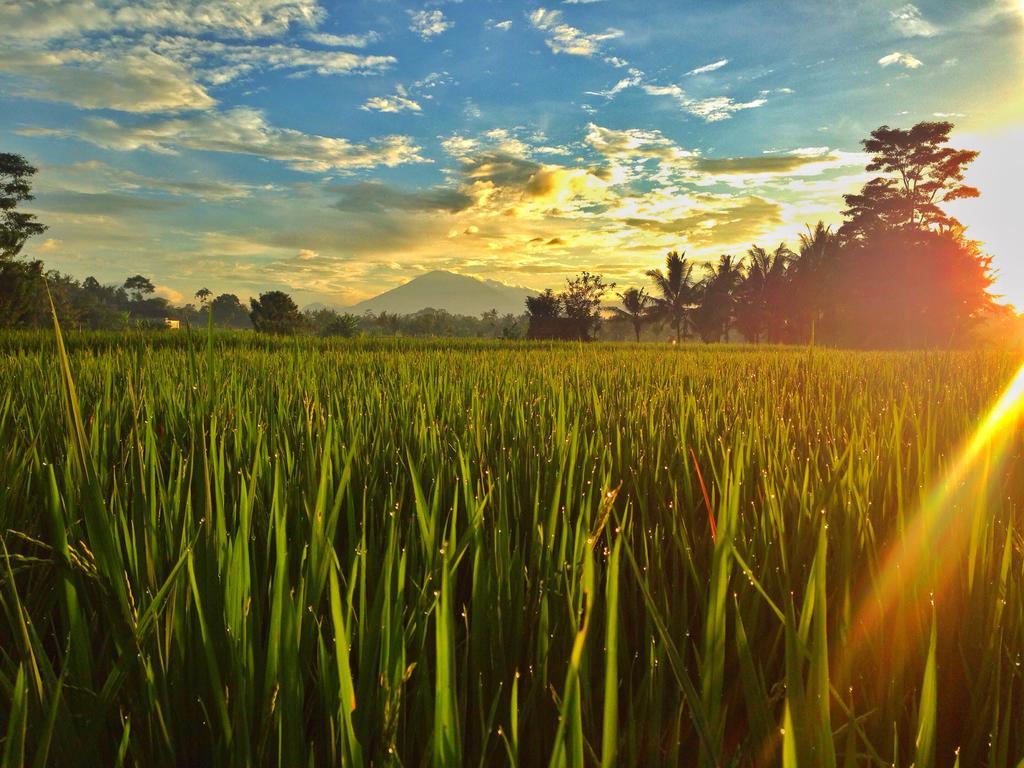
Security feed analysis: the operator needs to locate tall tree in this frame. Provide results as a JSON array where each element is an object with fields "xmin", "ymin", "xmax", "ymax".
[
  {"xmin": 840, "ymin": 122, "xmax": 979, "ymax": 240},
  {"xmin": 525, "ymin": 289, "xmax": 563, "ymax": 340},
  {"xmin": 836, "ymin": 122, "xmax": 993, "ymax": 347},
  {"xmin": 645, "ymin": 251, "xmax": 697, "ymax": 343},
  {"xmin": 0, "ymin": 153, "xmax": 47, "ymax": 261},
  {"xmin": 209, "ymin": 293, "xmax": 252, "ymax": 328},
  {"xmin": 692, "ymin": 255, "xmax": 742, "ymax": 343},
  {"xmin": 609, "ymin": 287, "xmax": 651, "ymax": 342},
  {"xmin": 124, "ymin": 275, "xmax": 156, "ymax": 301},
  {"xmin": 561, "ymin": 271, "xmax": 614, "ymax": 341},
  {"xmin": 0, "ymin": 153, "xmax": 48, "ymax": 327},
  {"xmin": 786, "ymin": 223, "xmax": 840, "ymax": 343},
  {"xmin": 250, "ymin": 290, "xmax": 304, "ymax": 334},
  {"xmin": 735, "ymin": 245, "xmax": 791, "ymax": 343}
]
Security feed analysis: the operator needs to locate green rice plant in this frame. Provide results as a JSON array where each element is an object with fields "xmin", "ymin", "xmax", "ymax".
[{"xmin": 0, "ymin": 324, "xmax": 1022, "ymax": 766}]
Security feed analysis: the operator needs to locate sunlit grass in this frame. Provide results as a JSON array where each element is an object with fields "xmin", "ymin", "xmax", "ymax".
[{"xmin": 0, "ymin": 328, "xmax": 1022, "ymax": 766}]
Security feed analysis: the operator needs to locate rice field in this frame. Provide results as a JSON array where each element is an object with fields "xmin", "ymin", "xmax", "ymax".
[{"xmin": 1, "ymin": 327, "xmax": 1023, "ymax": 767}]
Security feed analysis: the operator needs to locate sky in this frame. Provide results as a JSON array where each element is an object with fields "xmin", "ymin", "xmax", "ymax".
[{"xmin": 1, "ymin": 0, "xmax": 1022, "ymax": 308}]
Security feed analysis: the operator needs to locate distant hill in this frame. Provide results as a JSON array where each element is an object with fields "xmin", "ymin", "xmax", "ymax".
[{"xmin": 347, "ymin": 271, "xmax": 536, "ymax": 317}]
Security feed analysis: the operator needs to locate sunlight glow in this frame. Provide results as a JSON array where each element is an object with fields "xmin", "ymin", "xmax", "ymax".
[
  {"xmin": 841, "ymin": 360, "xmax": 1024, "ymax": 677},
  {"xmin": 951, "ymin": 127, "xmax": 1024, "ymax": 311}
]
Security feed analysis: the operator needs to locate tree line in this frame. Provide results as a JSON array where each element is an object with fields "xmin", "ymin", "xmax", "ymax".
[
  {"xmin": 526, "ymin": 122, "xmax": 1005, "ymax": 348},
  {"xmin": 0, "ymin": 122, "xmax": 1011, "ymax": 348}
]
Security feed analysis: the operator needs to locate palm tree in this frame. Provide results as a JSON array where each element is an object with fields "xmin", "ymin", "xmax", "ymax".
[
  {"xmin": 735, "ymin": 244, "xmax": 792, "ymax": 343},
  {"xmin": 645, "ymin": 251, "xmax": 697, "ymax": 343},
  {"xmin": 609, "ymin": 287, "xmax": 651, "ymax": 342},
  {"xmin": 788, "ymin": 222, "xmax": 838, "ymax": 342},
  {"xmin": 692, "ymin": 254, "xmax": 743, "ymax": 342}
]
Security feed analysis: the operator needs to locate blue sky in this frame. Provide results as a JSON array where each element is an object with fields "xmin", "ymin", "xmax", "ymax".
[{"xmin": 1, "ymin": 0, "xmax": 1022, "ymax": 307}]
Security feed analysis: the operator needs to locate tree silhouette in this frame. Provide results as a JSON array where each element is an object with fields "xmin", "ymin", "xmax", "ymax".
[
  {"xmin": 835, "ymin": 121, "xmax": 992, "ymax": 346},
  {"xmin": 646, "ymin": 251, "xmax": 697, "ymax": 342},
  {"xmin": 250, "ymin": 291, "xmax": 303, "ymax": 334},
  {"xmin": 840, "ymin": 122, "xmax": 979, "ymax": 240},
  {"xmin": 195, "ymin": 287, "xmax": 212, "ymax": 306},
  {"xmin": 561, "ymin": 272, "xmax": 614, "ymax": 340},
  {"xmin": 609, "ymin": 287, "xmax": 651, "ymax": 342},
  {"xmin": 692, "ymin": 255, "xmax": 743, "ymax": 342},
  {"xmin": 0, "ymin": 153, "xmax": 48, "ymax": 327},
  {"xmin": 786, "ymin": 223, "xmax": 840, "ymax": 343},
  {"xmin": 735, "ymin": 244, "xmax": 792, "ymax": 343},
  {"xmin": 209, "ymin": 293, "xmax": 252, "ymax": 328},
  {"xmin": 124, "ymin": 275, "xmax": 155, "ymax": 302},
  {"xmin": 525, "ymin": 274, "xmax": 612, "ymax": 341},
  {"xmin": 0, "ymin": 153, "xmax": 47, "ymax": 261}
]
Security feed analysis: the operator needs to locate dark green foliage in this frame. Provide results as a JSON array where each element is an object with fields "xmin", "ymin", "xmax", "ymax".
[
  {"xmin": 526, "ymin": 274, "xmax": 614, "ymax": 341},
  {"xmin": 608, "ymin": 287, "xmax": 651, "ymax": 342},
  {"xmin": 305, "ymin": 307, "xmax": 359, "ymax": 337},
  {"xmin": 645, "ymin": 251, "xmax": 698, "ymax": 342},
  {"xmin": 249, "ymin": 290, "xmax": 304, "ymax": 334},
  {"xmin": 0, "ymin": 153, "xmax": 46, "ymax": 261},
  {"xmin": 208, "ymin": 293, "xmax": 253, "ymax": 329}
]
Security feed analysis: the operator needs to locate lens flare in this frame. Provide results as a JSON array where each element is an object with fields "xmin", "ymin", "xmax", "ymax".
[{"xmin": 840, "ymin": 360, "xmax": 1024, "ymax": 678}]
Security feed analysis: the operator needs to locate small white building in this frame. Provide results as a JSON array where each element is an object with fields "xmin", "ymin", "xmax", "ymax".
[{"xmin": 164, "ymin": 318, "xmax": 180, "ymax": 330}]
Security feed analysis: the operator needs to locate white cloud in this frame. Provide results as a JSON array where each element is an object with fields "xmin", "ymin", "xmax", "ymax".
[
  {"xmin": 0, "ymin": 25, "xmax": 395, "ymax": 113},
  {"xmin": 0, "ymin": 0, "xmax": 324, "ymax": 41},
  {"xmin": 441, "ymin": 135, "xmax": 479, "ymax": 160},
  {"xmin": 486, "ymin": 19, "xmax": 513, "ymax": 31},
  {"xmin": 362, "ymin": 87, "xmax": 422, "ymax": 113},
  {"xmin": 878, "ymin": 51, "xmax": 923, "ymax": 69},
  {"xmin": 44, "ymin": 107, "xmax": 426, "ymax": 172},
  {"xmin": 0, "ymin": 46, "xmax": 214, "ymax": 112},
  {"xmin": 408, "ymin": 9, "xmax": 452, "ymax": 40},
  {"xmin": 155, "ymin": 284, "xmax": 185, "ymax": 303},
  {"xmin": 306, "ymin": 31, "xmax": 381, "ymax": 48},
  {"xmin": 586, "ymin": 68, "xmax": 643, "ymax": 98},
  {"xmin": 585, "ymin": 123, "xmax": 696, "ymax": 167},
  {"xmin": 528, "ymin": 8, "xmax": 622, "ymax": 57},
  {"xmin": 154, "ymin": 37, "xmax": 395, "ymax": 82},
  {"xmin": 687, "ymin": 58, "xmax": 728, "ymax": 76},
  {"xmin": 891, "ymin": 4, "xmax": 937, "ymax": 37},
  {"xmin": 642, "ymin": 83, "xmax": 766, "ymax": 121},
  {"xmin": 688, "ymin": 95, "xmax": 767, "ymax": 121}
]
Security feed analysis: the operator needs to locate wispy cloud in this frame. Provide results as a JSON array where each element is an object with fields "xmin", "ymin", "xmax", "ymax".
[
  {"xmin": 642, "ymin": 83, "xmax": 767, "ymax": 121},
  {"xmin": 528, "ymin": 8, "xmax": 623, "ymax": 57},
  {"xmin": 0, "ymin": 47, "xmax": 214, "ymax": 113},
  {"xmin": 0, "ymin": 0, "xmax": 325, "ymax": 41},
  {"xmin": 485, "ymin": 19, "xmax": 513, "ymax": 31},
  {"xmin": 891, "ymin": 4, "xmax": 937, "ymax": 37},
  {"xmin": 687, "ymin": 58, "xmax": 729, "ymax": 76},
  {"xmin": 27, "ymin": 107, "xmax": 426, "ymax": 172},
  {"xmin": 878, "ymin": 51, "xmax": 923, "ymax": 69},
  {"xmin": 306, "ymin": 31, "xmax": 381, "ymax": 48},
  {"xmin": 362, "ymin": 85, "xmax": 422, "ymax": 113},
  {"xmin": 408, "ymin": 9, "xmax": 453, "ymax": 40},
  {"xmin": 585, "ymin": 69, "xmax": 643, "ymax": 98}
]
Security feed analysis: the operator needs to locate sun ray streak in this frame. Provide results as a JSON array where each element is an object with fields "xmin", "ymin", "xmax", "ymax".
[{"xmin": 840, "ymin": 361, "xmax": 1024, "ymax": 682}]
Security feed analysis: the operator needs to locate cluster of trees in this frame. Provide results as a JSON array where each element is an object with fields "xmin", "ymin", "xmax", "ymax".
[
  {"xmin": 527, "ymin": 122, "xmax": 1004, "ymax": 348},
  {"xmin": 0, "ymin": 123, "xmax": 1010, "ymax": 348},
  {"xmin": 252, "ymin": 293, "xmax": 524, "ymax": 338},
  {"xmin": 0, "ymin": 154, "xmax": 529, "ymax": 338}
]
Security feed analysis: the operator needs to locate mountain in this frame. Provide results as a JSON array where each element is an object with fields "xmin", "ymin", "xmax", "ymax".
[{"xmin": 347, "ymin": 271, "xmax": 536, "ymax": 317}]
